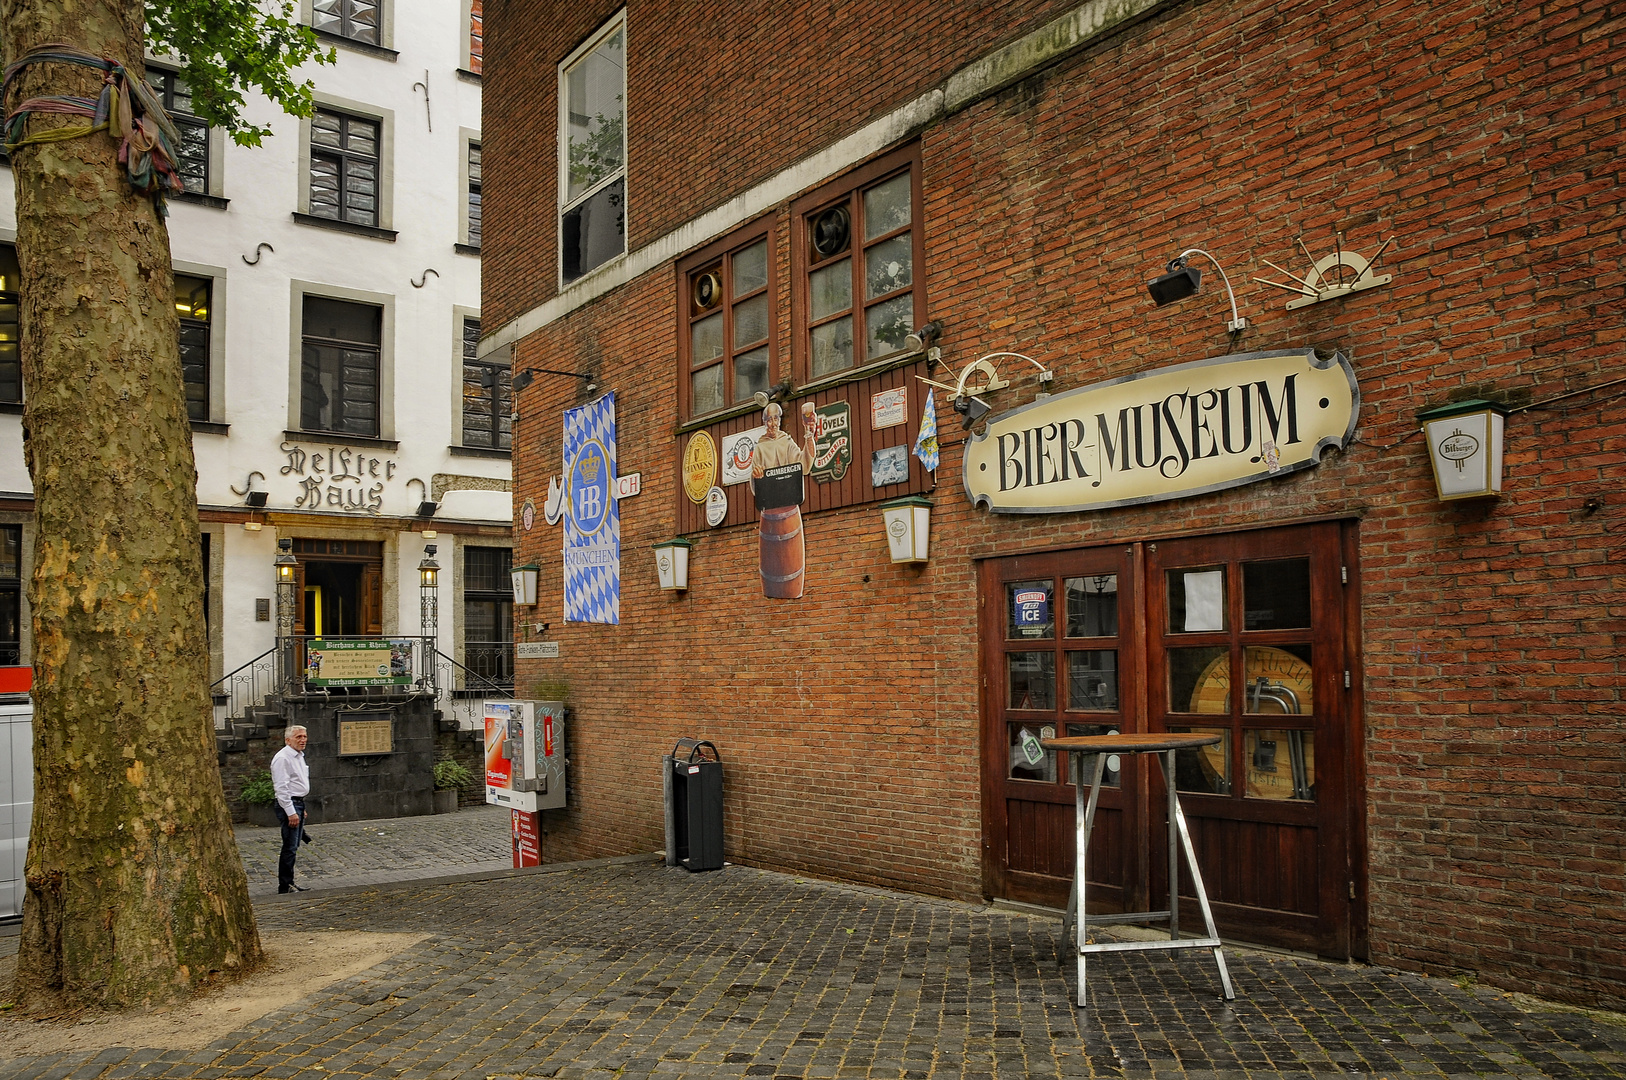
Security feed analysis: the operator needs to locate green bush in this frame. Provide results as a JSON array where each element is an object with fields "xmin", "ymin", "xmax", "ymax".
[
  {"xmin": 433, "ymin": 758, "xmax": 474, "ymax": 791},
  {"xmin": 240, "ymin": 769, "xmax": 275, "ymax": 805}
]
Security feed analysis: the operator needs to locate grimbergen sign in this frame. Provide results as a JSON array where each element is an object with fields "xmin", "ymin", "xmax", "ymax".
[{"xmin": 962, "ymin": 349, "xmax": 1359, "ymax": 513}]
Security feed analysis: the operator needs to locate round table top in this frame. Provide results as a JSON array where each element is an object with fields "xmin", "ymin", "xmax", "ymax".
[{"xmin": 1039, "ymin": 732, "xmax": 1222, "ymax": 753}]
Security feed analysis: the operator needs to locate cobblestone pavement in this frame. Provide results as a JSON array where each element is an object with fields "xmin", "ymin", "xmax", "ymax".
[
  {"xmin": 234, "ymin": 805, "xmax": 514, "ymax": 897},
  {"xmin": 4, "ymin": 851, "xmax": 1624, "ymax": 1080}
]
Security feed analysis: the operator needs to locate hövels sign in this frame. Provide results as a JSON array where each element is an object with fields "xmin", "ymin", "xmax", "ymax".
[{"xmin": 963, "ymin": 349, "xmax": 1359, "ymax": 513}]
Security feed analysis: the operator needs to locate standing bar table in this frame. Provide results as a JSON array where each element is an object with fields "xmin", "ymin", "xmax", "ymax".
[{"xmin": 1040, "ymin": 732, "xmax": 1235, "ymax": 1007}]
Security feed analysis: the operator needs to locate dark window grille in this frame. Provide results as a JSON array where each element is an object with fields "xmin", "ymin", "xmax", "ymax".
[
  {"xmin": 0, "ymin": 525, "xmax": 20, "ymax": 666},
  {"xmin": 0, "ymin": 244, "xmax": 19, "ymax": 405},
  {"xmin": 301, "ymin": 297, "xmax": 382, "ymax": 437},
  {"xmin": 312, "ymin": 0, "xmax": 380, "ymax": 44},
  {"xmin": 176, "ymin": 273, "xmax": 211, "ymax": 421},
  {"xmin": 310, "ymin": 109, "xmax": 381, "ymax": 227},
  {"xmin": 461, "ymin": 318, "xmax": 510, "ymax": 449},
  {"xmin": 464, "ymin": 546, "xmax": 512, "ymax": 686},
  {"xmin": 467, "ymin": 142, "xmax": 482, "ymax": 246},
  {"xmin": 143, "ymin": 68, "xmax": 208, "ymax": 194}
]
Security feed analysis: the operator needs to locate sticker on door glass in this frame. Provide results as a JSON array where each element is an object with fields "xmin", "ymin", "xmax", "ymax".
[{"xmin": 1014, "ymin": 588, "xmax": 1050, "ymax": 636}]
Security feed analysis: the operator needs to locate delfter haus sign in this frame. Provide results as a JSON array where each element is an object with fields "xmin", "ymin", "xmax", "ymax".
[{"xmin": 963, "ymin": 349, "xmax": 1359, "ymax": 513}]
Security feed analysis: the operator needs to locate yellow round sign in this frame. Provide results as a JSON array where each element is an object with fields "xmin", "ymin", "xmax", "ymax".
[{"xmin": 682, "ymin": 431, "xmax": 717, "ymax": 504}]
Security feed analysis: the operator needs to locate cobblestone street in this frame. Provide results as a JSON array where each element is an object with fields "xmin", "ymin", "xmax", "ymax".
[{"xmin": 2, "ymin": 811, "xmax": 1623, "ymax": 1080}]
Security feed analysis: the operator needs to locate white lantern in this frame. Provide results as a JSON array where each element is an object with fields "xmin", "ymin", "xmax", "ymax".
[
  {"xmin": 1420, "ymin": 400, "xmax": 1508, "ymax": 501},
  {"xmin": 511, "ymin": 563, "xmax": 539, "ymax": 605},
  {"xmin": 653, "ymin": 537, "xmax": 693, "ymax": 591},
  {"xmin": 880, "ymin": 496, "xmax": 932, "ymax": 564}
]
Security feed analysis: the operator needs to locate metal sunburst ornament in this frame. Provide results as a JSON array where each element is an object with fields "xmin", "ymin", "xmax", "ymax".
[{"xmin": 1254, "ymin": 234, "xmax": 1396, "ymax": 311}]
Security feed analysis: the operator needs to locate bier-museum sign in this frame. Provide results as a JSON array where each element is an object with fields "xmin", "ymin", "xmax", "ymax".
[{"xmin": 963, "ymin": 349, "xmax": 1359, "ymax": 513}]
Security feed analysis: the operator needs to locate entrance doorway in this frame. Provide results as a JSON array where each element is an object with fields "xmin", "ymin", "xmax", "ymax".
[
  {"xmin": 979, "ymin": 521, "xmax": 1364, "ymax": 958},
  {"xmin": 291, "ymin": 539, "xmax": 383, "ymax": 638}
]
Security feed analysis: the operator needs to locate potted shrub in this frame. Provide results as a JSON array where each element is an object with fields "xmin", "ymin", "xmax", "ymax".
[
  {"xmin": 433, "ymin": 757, "xmax": 473, "ymax": 814},
  {"xmin": 241, "ymin": 769, "xmax": 279, "ymax": 827}
]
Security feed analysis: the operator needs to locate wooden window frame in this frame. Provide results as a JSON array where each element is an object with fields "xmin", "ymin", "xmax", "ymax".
[
  {"xmin": 790, "ymin": 143, "xmax": 925, "ymax": 390},
  {"xmin": 676, "ymin": 217, "xmax": 777, "ymax": 423}
]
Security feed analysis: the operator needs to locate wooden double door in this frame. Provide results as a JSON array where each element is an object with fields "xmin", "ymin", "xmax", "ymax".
[{"xmin": 979, "ymin": 522, "xmax": 1365, "ymax": 958}]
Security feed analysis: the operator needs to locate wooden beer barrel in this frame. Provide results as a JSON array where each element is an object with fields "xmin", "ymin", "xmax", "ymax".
[{"xmin": 758, "ymin": 505, "xmax": 805, "ymax": 598}]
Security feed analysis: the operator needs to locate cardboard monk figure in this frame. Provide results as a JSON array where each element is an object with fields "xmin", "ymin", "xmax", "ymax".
[{"xmin": 749, "ymin": 401, "xmax": 815, "ymax": 598}]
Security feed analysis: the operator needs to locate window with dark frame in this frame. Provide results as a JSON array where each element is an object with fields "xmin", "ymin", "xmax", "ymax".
[
  {"xmin": 469, "ymin": 0, "xmax": 483, "ymax": 74},
  {"xmin": 312, "ymin": 0, "xmax": 380, "ymax": 44},
  {"xmin": 0, "ymin": 245, "xmax": 19, "ymax": 405},
  {"xmin": 559, "ymin": 17, "xmax": 625, "ymax": 283},
  {"xmin": 467, "ymin": 141, "xmax": 482, "ymax": 246},
  {"xmin": 143, "ymin": 68, "xmax": 208, "ymax": 194},
  {"xmin": 310, "ymin": 109, "xmax": 380, "ymax": 227},
  {"xmin": 460, "ymin": 317, "xmax": 510, "ymax": 449},
  {"xmin": 0, "ymin": 525, "xmax": 19, "ymax": 666},
  {"xmin": 463, "ymin": 546, "xmax": 512, "ymax": 687},
  {"xmin": 681, "ymin": 229, "xmax": 773, "ymax": 420},
  {"xmin": 175, "ymin": 273, "xmax": 211, "ymax": 422},
  {"xmin": 300, "ymin": 296, "xmax": 382, "ymax": 437},
  {"xmin": 798, "ymin": 156, "xmax": 921, "ymax": 382}
]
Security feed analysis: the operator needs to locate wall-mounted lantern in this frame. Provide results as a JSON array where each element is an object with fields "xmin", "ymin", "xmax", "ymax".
[
  {"xmin": 880, "ymin": 496, "xmax": 932, "ymax": 564},
  {"xmin": 511, "ymin": 563, "xmax": 540, "ymax": 605},
  {"xmin": 653, "ymin": 537, "xmax": 693, "ymax": 591},
  {"xmin": 1420, "ymin": 399, "xmax": 1508, "ymax": 501}
]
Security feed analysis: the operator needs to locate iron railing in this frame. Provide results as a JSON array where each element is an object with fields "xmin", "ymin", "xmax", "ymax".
[{"xmin": 210, "ymin": 645, "xmax": 279, "ymax": 731}]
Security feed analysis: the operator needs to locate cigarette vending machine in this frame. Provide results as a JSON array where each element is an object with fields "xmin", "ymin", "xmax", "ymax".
[{"xmin": 483, "ymin": 701, "xmax": 566, "ymax": 867}]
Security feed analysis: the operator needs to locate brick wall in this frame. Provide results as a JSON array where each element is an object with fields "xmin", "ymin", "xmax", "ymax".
[{"xmin": 489, "ymin": 0, "xmax": 1625, "ymax": 1006}]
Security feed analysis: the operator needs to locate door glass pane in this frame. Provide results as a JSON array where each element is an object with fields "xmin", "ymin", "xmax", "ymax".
[
  {"xmin": 1006, "ymin": 580, "xmax": 1053, "ymax": 640},
  {"xmin": 1242, "ymin": 645, "xmax": 1314, "ymax": 716},
  {"xmin": 1167, "ymin": 565, "xmax": 1226, "ymax": 632},
  {"xmin": 809, "ymin": 316, "xmax": 853, "ymax": 378},
  {"xmin": 1007, "ymin": 652, "xmax": 1055, "ymax": 710},
  {"xmin": 809, "ymin": 258, "xmax": 852, "ymax": 320},
  {"xmin": 733, "ymin": 240, "xmax": 768, "ymax": 296},
  {"xmin": 1167, "ymin": 725, "xmax": 1231, "ymax": 794},
  {"xmin": 1067, "ymin": 651, "xmax": 1118, "ymax": 711},
  {"xmin": 690, "ymin": 312, "xmax": 723, "ymax": 366},
  {"xmin": 863, "ymin": 172, "xmax": 911, "ymax": 239},
  {"xmin": 691, "ymin": 365, "xmax": 723, "ymax": 415},
  {"xmin": 1065, "ymin": 575, "xmax": 1118, "ymax": 637},
  {"xmin": 1008, "ymin": 723, "xmax": 1056, "ymax": 782},
  {"xmin": 1245, "ymin": 729, "xmax": 1315, "ymax": 801},
  {"xmin": 1169, "ymin": 646, "xmax": 1229, "ymax": 713},
  {"xmin": 1063, "ymin": 723, "xmax": 1121, "ymax": 787},
  {"xmin": 1244, "ymin": 558, "xmax": 1311, "ymax": 630}
]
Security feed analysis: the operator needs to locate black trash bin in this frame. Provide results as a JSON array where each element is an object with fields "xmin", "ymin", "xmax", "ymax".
[{"xmin": 664, "ymin": 738, "xmax": 723, "ymax": 872}]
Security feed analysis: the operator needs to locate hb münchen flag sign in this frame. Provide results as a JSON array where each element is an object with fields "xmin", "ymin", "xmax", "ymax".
[{"xmin": 562, "ymin": 392, "xmax": 620, "ymax": 624}]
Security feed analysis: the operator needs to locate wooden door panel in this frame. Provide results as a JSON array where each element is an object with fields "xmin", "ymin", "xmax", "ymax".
[{"xmin": 1181, "ymin": 816, "xmax": 1319, "ymax": 914}]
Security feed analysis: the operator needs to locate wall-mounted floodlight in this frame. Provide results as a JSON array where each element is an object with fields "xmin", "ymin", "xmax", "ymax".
[
  {"xmin": 511, "ymin": 367, "xmax": 597, "ymax": 394},
  {"xmin": 1148, "ymin": 249, "xmax": 1247, "ymax": 334},
  {"xmin": 905, "ymin": 321, "xmax": 942, "ymax": 353}
]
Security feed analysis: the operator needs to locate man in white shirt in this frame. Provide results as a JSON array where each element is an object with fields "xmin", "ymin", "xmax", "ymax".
[{"xmin": 271, "ymin": 725, "xmax": 312, "ymax": 893}]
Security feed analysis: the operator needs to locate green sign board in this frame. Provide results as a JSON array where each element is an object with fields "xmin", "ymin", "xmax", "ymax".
[{"xmin": 305, "ymin": 638, "xmax": 415, "ymax": 687}]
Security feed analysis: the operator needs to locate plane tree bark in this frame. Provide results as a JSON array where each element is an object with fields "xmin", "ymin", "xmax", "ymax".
[{"xmin": 0, "ymin": 0, "xmax": 264, "ymax": 1009}]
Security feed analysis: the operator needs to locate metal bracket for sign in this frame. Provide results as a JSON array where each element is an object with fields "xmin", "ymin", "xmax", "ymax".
[{"xmin": 1255, "ymin": 235, "xmax": 1395, "ymax": 311}]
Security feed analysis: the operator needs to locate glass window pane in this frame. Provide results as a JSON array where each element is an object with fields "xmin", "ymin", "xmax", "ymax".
[
  {"xmin": 348, "ymin": 0, "xmax": 380, "ymax": 42},
  {"xmin": 733, "ymin": 294, "xmax": 768, "ymax": 349},
  {"xmin": 1242, "ymin": 645, "xmax": 1314, "ymax": 716},
  {"xmin": 1064, "ymin": 722, "xmax": 1121, "ymax": 787},
  {"xmin": 312, "ymin": 0, "xmax": 342, "ymax": 35},
  {"xmin": 311, "ymin": 110, "xmax": 343, "ymax": 147},
  {"xmin": 863, "ymin": 172, "xmax": 911, "ymax": 240},
  {"xmin": 865, "ymin": 293, "xmax": 912, "ymax": 360},
  {"xmin": 309, "ymin": 154, "xmax": 341, "ymax": 218},
  {"xmin": 179, "ymin": 320, "xmax": 209, "ymax": 422},
  {"xmin": 1007, "ymin": 652, "xmax": 1055, "ymax": 710},
  {"xmin": 864, "ymin": 233, "xmax": 913, "ymax": 300},
  {"xmin": 176, "ymin": 118, "xmax": 208, "ymax": 193},
  {"xmin": 303, "ymin": 297, "xmax": 381, "ymax": 345},
  {"xmin": 1065, "ymin": 575, "xmax": 1118, "ymax": 637},
  {"xmin": 1006, "ymin": 580, "xmax": 1053, "ymax": 640},
  {"xmin": 691, "ymin": 364, "xmax": 723, "ymax": 416},
  {"xmin": 564, "ymin": 27, "xmax": 625, "ymax": 203},
  {"xmin": 561, "ymin": 177, "xmax": 625, "ymax": 282},
  {"xmin": 0, "ymin": 526, "xmax": 19, "ymax": 579},
  {"xmin": 1243, "ymin": 558, "xmax": 1311, "ymax": 630},
  {"xmin": 809, "ymin": 316, "xmax": 852, "ymax": 378},
  {"xmin": 344, "ymin": 116, "xmax": 377, "ymax": 158},
  {"xmin": 734, "ymin": 346, "xmax": 769, "ymax": 402},
  {"xmin": 1169, "ymin": 646, "xmax": 1230, "ymax": 714},
  {"xmin": 1067, "ymin": 651, "xmax": 1118, "ymax": 711},
  {"xmin": 732, "ymin": 240, "xmax": 767, "ymax": 296},
  {"xmin": 1167, "ymin": 726, "xmax": 1231, "ymax": 795},
  {"xmin": 809, "ymin": 258, "xmax": 852, "ymax": 321},
  {"xmin": 1008, "ymin": 723, "xmax": 1056, "ymax": 782},
  {"xmin": 1244, "ymin": 729, "xmax": 1315, "ymax": 801},
  {"xmin": 1168, "ymin": 566, "xmax": 1226, "ymax": 633},
  {"xmin": 690, "ymin": 311, "xmax": 723, "ymax": 367}
]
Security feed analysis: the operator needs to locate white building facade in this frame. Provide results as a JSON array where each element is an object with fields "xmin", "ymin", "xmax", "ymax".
[{"xmin": 0, "ymin": 0, "xmax": 509, "ymax": 725}]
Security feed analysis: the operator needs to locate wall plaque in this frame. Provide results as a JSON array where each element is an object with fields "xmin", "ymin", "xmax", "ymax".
[
  {"xmin": 962, "ymin": 349, "xmax": 1358, "ymax": 514},
  {"xmin": 338, "ymin": 717, "xmax": 393, "ymax": 756}
]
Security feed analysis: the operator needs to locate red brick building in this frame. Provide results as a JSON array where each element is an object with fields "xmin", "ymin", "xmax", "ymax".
[{"xmin": 481, "ymin": 0, "xmax": 1624, "ymax": 1006}]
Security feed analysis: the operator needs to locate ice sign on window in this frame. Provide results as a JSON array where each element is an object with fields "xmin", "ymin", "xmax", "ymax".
[{"xmin": 1010, "ymin": 582, "xmax": 1052, "ymax": 638}]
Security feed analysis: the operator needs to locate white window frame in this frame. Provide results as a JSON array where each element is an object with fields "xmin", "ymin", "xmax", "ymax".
[
  {"xmin": 556, "ymin": 11, "xmax": 628, "ymax": 286},
  {"xmin": 286, "ymin": 280, "xmax": 397, "ymax": 442}
]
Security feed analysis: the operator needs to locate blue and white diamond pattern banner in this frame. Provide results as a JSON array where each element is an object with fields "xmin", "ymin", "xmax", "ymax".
[{"xmin": 562, "ymin": 392, "xmax": 619, "ymax": 624}]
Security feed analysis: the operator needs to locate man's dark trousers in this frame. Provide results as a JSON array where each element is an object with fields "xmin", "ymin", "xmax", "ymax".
[{"xmin": 274, "ymin": 797, "xmax": 306, "ymax": 891}]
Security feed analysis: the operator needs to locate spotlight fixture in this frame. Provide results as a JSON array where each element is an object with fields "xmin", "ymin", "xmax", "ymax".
[
  {"xmin": 231, "ymin": 470, "xmax": 268, "ymax": 507},
  {"xmin": 416, "ymin": 500, "xmax": 439, "ymax": 518},
  {"xmin": 1147, "ymin": 249, "xmax": 1247, "ymax": 333},
  {"xmin": 244, "ymin": 490, "xmax": 268, "ymax": 508},
  {"xmin": 953, "ymin": 394, "xmax": 992, "ymax": 430},
  {"xmin": 905, "ymin": 321, "xmax": 942, "ymax": 353}
]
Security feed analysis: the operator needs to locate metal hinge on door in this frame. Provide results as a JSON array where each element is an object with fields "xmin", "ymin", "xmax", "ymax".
[
  {"xmin": 1349, "ymin": 880, "xmax": 1356, "ymax": 900},
  {"xmin": 1344, "ymin": 670, "xmax": 1352, "ymax": 689},
  {"xmin": 1341, "ymin": 565, "xmax": 1348, "ymax": 584}
]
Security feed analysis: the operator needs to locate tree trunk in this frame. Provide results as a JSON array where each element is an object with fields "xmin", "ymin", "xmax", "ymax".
[{"xmin": 2, "ymin": 0, "xmax": 263, "ymax": 1008}]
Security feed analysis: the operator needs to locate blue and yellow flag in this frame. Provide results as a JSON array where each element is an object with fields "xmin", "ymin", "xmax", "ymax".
[{"xmin": 913, "ymin": 390, "xmax": 940, "ymax": 472}]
